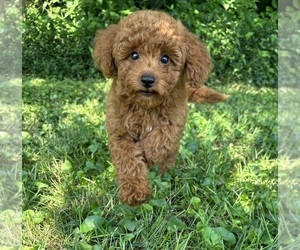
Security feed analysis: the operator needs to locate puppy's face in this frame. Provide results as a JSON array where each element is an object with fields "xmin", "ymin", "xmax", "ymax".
[
  {"xmin": 112, "ymin": 13, "xmax": 186, "ymax": 108},
  {"xmin": 93, "ymin": 10, "xmax": 213, "ymax": 108}
]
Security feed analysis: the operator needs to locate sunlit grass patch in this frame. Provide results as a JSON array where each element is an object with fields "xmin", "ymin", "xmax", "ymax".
[{"xmin": 22, "ymin": 78, "xmax": 277, "ymax": 249}]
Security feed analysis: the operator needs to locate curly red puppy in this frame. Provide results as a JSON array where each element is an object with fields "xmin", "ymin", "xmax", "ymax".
[{"xmin": 93, "ymin": 10, "xmax": 229, "ymax": 206}]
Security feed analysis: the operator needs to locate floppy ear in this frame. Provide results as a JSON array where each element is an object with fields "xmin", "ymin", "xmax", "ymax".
[
  {"xmin": 183, "ymin": 29, "xmax": 212, "ymax": 87},
  {"xmin": 93, "ymin": 24, "xmax": 119, "ymax": 78}
]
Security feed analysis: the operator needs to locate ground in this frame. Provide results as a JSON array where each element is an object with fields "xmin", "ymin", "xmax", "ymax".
[{"xmin": 22, "ymin": 78, "xmax": 277, "ymax": 249}]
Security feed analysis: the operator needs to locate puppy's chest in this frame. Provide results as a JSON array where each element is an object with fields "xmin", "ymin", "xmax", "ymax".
[{"xmin": 122, "ymin": 111, "xmax": 163, "ymax": 140}]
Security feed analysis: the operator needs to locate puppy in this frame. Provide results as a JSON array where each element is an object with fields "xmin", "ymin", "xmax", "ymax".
[{"xmin": 93, "ymin": 10, "xmax": 229, "ymax": 206}]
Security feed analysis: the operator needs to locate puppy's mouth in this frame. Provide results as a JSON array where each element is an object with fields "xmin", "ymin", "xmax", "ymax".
[{"xmin": 139, "ymin": 89, "xmax": 157, "ymax": 97}]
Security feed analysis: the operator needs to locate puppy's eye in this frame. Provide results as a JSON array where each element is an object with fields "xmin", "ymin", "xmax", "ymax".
[
  {"xmin": 160, "ymin": 54, "xmax": 170, "ymax": 64},
  {"xmin": 130, "ymin": 51, "xmax": 139, "ymax": 61}
]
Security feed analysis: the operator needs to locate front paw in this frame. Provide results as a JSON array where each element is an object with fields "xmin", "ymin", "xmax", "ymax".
[{"xmin": 119, "ymin": 178, "xmax": 151, "ymax": 206}]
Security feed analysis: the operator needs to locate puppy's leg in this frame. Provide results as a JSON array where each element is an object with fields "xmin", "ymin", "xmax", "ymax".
[
  {"xmin": 109, "ymin": 134, "xmax": 151, "ymax": 206},
  {"xmin": 188, "ymin": 85, "xmax": 229, "ymax": 103},
  {"xmin": 158, "ymin": 149, "xmax": 179, "ymax": 175},
  {"xmin": 141, "ymin": 125, "xmax": 184, "ymax": 172}
]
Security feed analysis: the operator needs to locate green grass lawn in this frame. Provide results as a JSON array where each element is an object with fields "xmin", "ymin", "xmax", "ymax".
[
  {"xmin": 278, "ymin": 87, "xmax": 300, "ymax": 249},
  {"xmin": 22, "ymin": 78, "xmax": 277, "ymax": 249},
  {"xmin": 0, "ymin": 77, "xmax": 22, "ymax": 248}
]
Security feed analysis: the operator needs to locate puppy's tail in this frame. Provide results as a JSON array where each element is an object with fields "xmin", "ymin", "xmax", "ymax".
[{"xmin": 188, "ymin": 85, "xmax": 230, "ymax": 103}]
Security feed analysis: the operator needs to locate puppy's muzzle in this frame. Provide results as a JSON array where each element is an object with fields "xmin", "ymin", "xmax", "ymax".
[{"xmin": 141, "ymin": 74, "xmax": 156, "ymax": 89}]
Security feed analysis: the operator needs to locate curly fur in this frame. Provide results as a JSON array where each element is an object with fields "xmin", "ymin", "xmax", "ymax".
[{"xmin": 93, "ymin": 10, "xmax": 229, "ymax": 206}]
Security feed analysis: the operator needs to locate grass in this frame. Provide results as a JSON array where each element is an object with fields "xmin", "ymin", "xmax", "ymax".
[
  {"xmin": 22, "ymin": 78, "xmax": 277, "ymax": 249},
  {"xmin": 278, "ymin": 87, "xmax": 300, "ymax": 249},
  {"xmin": 0, "ymin": 77, "xmax": 22, "ymax": 248}
]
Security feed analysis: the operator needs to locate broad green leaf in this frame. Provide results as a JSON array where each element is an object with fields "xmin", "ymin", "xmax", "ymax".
[
  {"xmin": 202, "ymin": 177, "xmax": 213, "ymax": 187},
  {"xmin": 124, "ymin": 233, "xmax": 135, "ymax": 241},
  {"xmin": 149, "ymin": 198, "xmax": 167, "ymax": 208},
  {"xmin": 190, "ymin": 196, "xmax": 201, "ymax": 207},
  {"xmin": 85, "ymin": 161, "xmax": 94, "ymax": 170},
  {"xmin": 214, "ymin": 227, "xmax": 237, "ymax": 245},
  {"xmin": 22, "ymin": 131, "xmax": 31, "ymax": 144},
  {"xmin": 23, "ymin": 209, "xmax": 35, "ymax": 221},
  {"xmin": 80, "ymin": 215, "xmax": 103, "ymax": 233},
  {"xmin": 187, "ymin": 141, "xmax": 199, "ymax": 153},
  {"xmin": 0, "ymin": 209, "xmax": 15, "ymax": 220},
  {"xmin": 78, "ymin": 242, "xmax": 93, "ymax": 250},
  {"xmin": 62, "ymin": 160, "xmax": 72, "ymax": 172},
  {"xmin": 167, "ymin": 217, "xmax": 186, "ymax": 231},
  {"xmin": 0, "ymin": 131, "xmax": 11, "ymax": 144},
  {"xmin": 201, "ymin": 226, "xmax": 221, "ymax": 246},
  {"xmin": 93, "ymin": 245, "xmax": 103, "ymax": 250},
  {"xmin": 119, "ymin": 218, "xmax": 136, "ymax": 232},
  {"xmin": 33, "ymin": 211, "xmax": 45, "ymax": 224},
  {"xmin": 34, "ymin": 181, "xmax": 48, "ymax": 189},
  {"xmin": 22, "ymin": 210, "xmax": 44, "ymax": 224},
  {"xmin": 88, "ymin": 144, "xmax": 99, "ymax": 153},
  {"xmin": 141, "ymin": 203, "xmax": 153, "ymax": 211}
]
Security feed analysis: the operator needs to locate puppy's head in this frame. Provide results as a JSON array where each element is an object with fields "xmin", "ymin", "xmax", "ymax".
[{"xmin": 93, "ymin": 10, "xmax": 212, "ymax": 108}]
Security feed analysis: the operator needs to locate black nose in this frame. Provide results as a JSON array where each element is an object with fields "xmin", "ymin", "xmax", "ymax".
[{"xmin": 141, "ymin": 74, "xmax": 155, "ymax": 88}]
